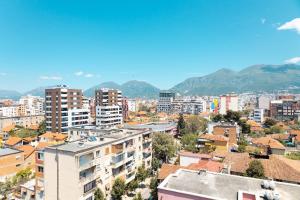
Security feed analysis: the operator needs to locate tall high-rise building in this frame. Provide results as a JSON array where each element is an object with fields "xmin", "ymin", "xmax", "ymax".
[
  {"xmin": 157, "ymin": 91, "xmax": 175, "ymax": 113},
  {"xmin": 219, "ymin": 93, "xmax": 239, "ymax": 115},
  {"xmin": 45, "ymin": 85, "xmax": 89, "ymax": 133},
  {"xmin": 95, "ymin": 88, "xmax": 123, "ymax": 128}
]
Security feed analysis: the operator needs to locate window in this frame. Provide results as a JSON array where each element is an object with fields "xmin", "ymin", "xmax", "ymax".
[
  {"xmin": 96, "ymin": 150, "xmax": 100, "ymax": 157},
  {"xmin": 38, "ymin": 166, "xmax": 44, "ymax": 173},
  {"xmin": 37, "ymin": 152, "xmax": 44, "ymax": 160},
  {"xmin": 84, "ymin": 180, "xmax": 96, "ymax": 193}
]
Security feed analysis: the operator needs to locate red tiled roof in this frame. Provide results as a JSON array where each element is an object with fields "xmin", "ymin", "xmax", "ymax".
[
  {"xmin": 252, "ymin": 137, "xmax": 285, "ymax": 150},
  {"xmin": 17, "ymin": 145, "xmax": 35, "ymax": 158},
  {"xmin": 5, "ymin": 136, "xmax": 22, "ymax": 146},
  {"xmin": 199, "ymin": 134, "xmax": 229, "ymax": 142},
  {"xmin": 39, "ymin": 132, "xmax": 67, "ymax": 141}
]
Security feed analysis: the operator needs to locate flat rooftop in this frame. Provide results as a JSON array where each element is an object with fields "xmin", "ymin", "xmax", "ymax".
[
  {"xmin": 0, "ymin": 147, "xmax": 21, "ymax": 157},
  {"xmin": 124, "ymin": 122, "xmax": 176, "ymax": 132},
  {"xmin": 48, "ymin": 128, "xmax": 149, "ymax": 153},
  {"xmin": 158, "ymin": 169, "xmax": 300, "ymax": 200}
]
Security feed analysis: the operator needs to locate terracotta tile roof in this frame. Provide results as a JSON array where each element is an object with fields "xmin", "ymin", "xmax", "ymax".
[
  {"xmin": 2, "ymin": 124, "xmax": 15, "ymax": 132},
  {"xmin": 270, "ymin": 133, "xmax": 289, "ymax": 141},
  {"xmin": 222, "ymin": 153, "xmax": 300, "ymax": 183},
  {"xmin": 39, "ymin": 132, "xmax": 67, "ymax": 141},
  {"xmin": 158, "ymin": 161, "xmax": 223, "ymax": 180},
  {"xmin": 261, "ymin": 155, "xmax": 300, "ymax": 184},
  {"xmin": 17, "ymin": 145, "xmax": 35, "ymax": 158},
  {"xmin": 29, "ymin": 124, "xmax": 39, "ymax": 130},
  {"xmin": 223, "ymin": 152, "xmax": 252, "ymax": 174},
  {"xmin": 251, "ymin": 137, "xmax": 285, "ymax": 150},
  {"xmin": 5, "ymin": 136, "xmax": 22, "ymax": 146},
  {"xmin": 158, "ymin": 164, "xmax": 183, "ymax": 180},
  {"xmin": 179, "ymin": 151, "xmax": 212, "ymax": 159},
  {"xmin": 36, "ymin": 142, "xmax": 52, "ymax": 150},
  {"xmin": 23, "ymin": 136, "xmax": 37, "ymax": 142},
  {"xmin": 199, "ymin": 134, "xmax": 229, "ymax": 142},
  {"xmin": 187, "ymin": 160, "xmax": 223, "ymax": 173}
]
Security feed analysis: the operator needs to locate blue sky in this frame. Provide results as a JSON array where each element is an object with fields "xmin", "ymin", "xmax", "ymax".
[{"xmin": 0, "ymin": 0, "xmax": 300, "ymax": 92}]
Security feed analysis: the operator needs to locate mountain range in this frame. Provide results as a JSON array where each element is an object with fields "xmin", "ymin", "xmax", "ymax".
[{"xmin": 1, "ymin": 64, "xmax": 300, "ymax": 99}]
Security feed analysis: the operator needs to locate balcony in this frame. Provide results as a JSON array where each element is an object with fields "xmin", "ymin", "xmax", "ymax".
[
  {"xmin": 143, "ymin": 141, "xmax": 151, "ymax": 149},
  {"xmin": 111, "ymin": 153, "xmax": 125, "ymax": 168},
  {"xmin": 79, "ymin": 153, "xmax": 95, "ymax": 170},
  {"xmin": 143, "ymin": 152, "xmax": 151, "ymax": 159}
]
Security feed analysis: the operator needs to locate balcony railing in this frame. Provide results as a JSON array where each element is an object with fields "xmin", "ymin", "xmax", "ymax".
[{"xmin": 143, "ymin": 152, "xmax": 151, "ymax": 159}]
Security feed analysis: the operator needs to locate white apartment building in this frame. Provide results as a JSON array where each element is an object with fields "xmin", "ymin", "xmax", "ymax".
[
  {"xmin": 0, "ymin": 106, "xmax": 18, "ymax": 117},
  {"xmin": 19, "ymin": 95, "xmax": 45, "ymax": 116},
  {"xmin": 95, "ymin": 88, "xmax": 123, "ymax": 129},
  {"xmin": 44, "ymin": 127, "xmax": 152, "ymax": 200},
  {"xmin": 96, "ymin": 106, "xmax": 122, "ymax": 128},
  {"xmin": 157, "ymin": 91, "xmax": 175, "ymax": 113},
  {"xmin": 249, "ymin": 108, "xmax": 264, "ymax": 123},
  {"xmin": 68, "ymin": 108, "xmax": 90, "ymax": 127},
  {"xmin": 181, "ymin": 97, "xmax": 207, "ymax": 114},
  {"xmin": 219, "ymin": 93, "xmax": 239, "ymax": 115},
  {"xmin": 127, "ymin": 99, "xmax": 137, "ymax": 112},
  {"xmin": 45, "ymin": 86, "xmax": 87, "ymax": 133}
]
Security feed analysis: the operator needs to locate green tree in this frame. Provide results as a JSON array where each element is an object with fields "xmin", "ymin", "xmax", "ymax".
[
  {"xmin": 136, "ymin": 165, "xmax": 148, "ymax": 182},
  {"xmin": 211, "ymin": 113, "xmax": 224, "ymax": 122},
  {"xmin": 126, "ymin": 179, "xmax": 138, "ymax": 193},
  {"xmin": 185, "ymin": 115, "xmax": 207, "ymax": 134},
  {"xmin": 133, "ymin": 192, "xmax": 143, "ymax": 200},
  {"xmin": 269, "ymin": 125, "xmax": 283, "ymax": 134},
  {"xmin": 37, "ymin": 120, "xmax": 46, "ymax": 135},
  {"xmin": 111, "ymin": 178, "xmax": 126, "ymax": 200},
  {"xmin": 224, "ymin": 110, "xmax": 241, "ymax": 122},
  {"xmin": 152, "ymin": 132, "xmax": 176, "ymax": 162},
  {"xmin": 237, "ymin": 144, "xmax": 246, "ymax": 153},
  {"xmin": 150, "ymin": 177, "xmax": 158, "ymax": 200},
  {"xmin": 151, "ymin": 157, "xmax": 161, "ymax": 172},
  {"xmin": 264, "ymin": 118, "xmax": 277, "ymax": 128},
  {"xmin": 238, "ymin": 119, "xmax": 250, "ymax": 134},
  {"xmin": 246, "ymin": 160, "xmax": 265, "ymax": 178},
  {"xmin": 181, "ymin": 133, "xmax": 198, "ymax": 152},
  {"xmin": 94, "ymin": 188, "xmax": 105, "ymax": 200},
  {"xmin": 177, "ymin": 113, "xmax": 186, "ymax": 135}
]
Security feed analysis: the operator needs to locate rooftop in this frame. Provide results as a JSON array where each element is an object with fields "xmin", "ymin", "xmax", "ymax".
[
  {"xmin": 0, "ymin": 147, "xmax": 22, "ymax": 157},
  {"xmin": 159, "ymin": 169, "xmax": 300, "ymax": 200},
  {"xmin": 5, "ymin": 136, "xmax": 22, "ymax": 146},
  {"xmin": 124, "ymin": 122, "xmax": 176, "ymax": 132},
  {"xmin": 47, "ymin": 128, "xmax": 149, "ymax": 153}
]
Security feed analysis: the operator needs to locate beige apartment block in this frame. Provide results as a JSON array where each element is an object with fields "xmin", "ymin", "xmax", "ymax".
[{"xmin": 44, "ymin": 127, "xmax": 152, "ymax": 200}]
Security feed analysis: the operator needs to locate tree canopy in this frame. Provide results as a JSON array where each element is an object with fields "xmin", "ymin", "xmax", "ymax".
[
  {"xmin": 111, "ymin": 178, "xmax": 126, "ymax": 200},
  {"xmin": 246, "ymin": 160, "xmax": 265, "ymax": 178},
  {"xmin": 94, "ymin": 188, "xmax": 105, "ymax": 200},
  {"xmin": 152, "ymin": 132, "xmax": 176, "ymax": 162},
  {"xmin": 181, "ymin": 133, "xmax": 198, "ymax": 153}
]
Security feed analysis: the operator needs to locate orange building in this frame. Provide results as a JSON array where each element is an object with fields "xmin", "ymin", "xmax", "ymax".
[{"xmin": 0, "ymin": 147, "xmax": 25, "ymax": 181}]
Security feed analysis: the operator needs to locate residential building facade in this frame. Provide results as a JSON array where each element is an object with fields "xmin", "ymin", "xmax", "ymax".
[
  {"xmin": 157, "ymin": 91, "xmax": 175, "ymax": 113},
  {"xmin": 44, "ymin": 127, "xmax": 152, "ymax": 200},
  {"xmin": 95, "ymin": 88, "xmax": 123, "ymax": 128},
  {"xmin": 45, "ymin": 85, "xmax": 88, "ymax": 133},
  {"xmin": 270, "ymin": 99, "xmax": 300, "ymax": 121},
  {"xmin": 219, "ymin": 93, "xmax": 239, "ymax": 115}
]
